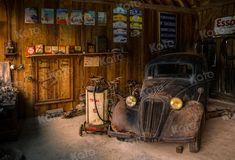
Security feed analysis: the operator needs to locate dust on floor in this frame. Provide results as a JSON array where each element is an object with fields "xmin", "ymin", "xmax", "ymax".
[{"xmin": 1, "ymin": 113, "xmax": 235, "ymax": 160}]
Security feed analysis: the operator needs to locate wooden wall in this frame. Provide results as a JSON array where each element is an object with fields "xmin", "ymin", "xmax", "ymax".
[
  {"xmin": 0, "ymin": 0, "xmax": 196, "ymax": 117},
  {"xmin": 197, "ymin": 2, "xmax": 235, "ymax": 99}
]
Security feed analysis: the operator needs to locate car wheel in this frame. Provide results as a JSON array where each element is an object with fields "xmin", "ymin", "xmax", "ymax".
[
  {"xmin": 79, "ymin": 124, "xmax": 84, "ymax": 137},
  {"xmin": 189, "ymin": 132, "xmax": 201, "ymax": 153},
  {"xmin": 189, "ymin": 113, "xmax": 205, "ymax": 153}
]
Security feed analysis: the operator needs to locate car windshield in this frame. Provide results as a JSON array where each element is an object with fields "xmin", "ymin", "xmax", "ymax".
[{"xmin": 147, "ymin": 63, "xmax": 193, "ymax": 79}]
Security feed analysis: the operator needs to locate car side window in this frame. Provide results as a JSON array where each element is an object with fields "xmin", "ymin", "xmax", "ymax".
[{"xmin": 147, "ymin": 64, "xmax": 158, "ymax": 79}]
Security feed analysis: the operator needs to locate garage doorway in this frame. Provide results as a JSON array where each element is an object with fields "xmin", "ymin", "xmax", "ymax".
[{"xmin": 220, "ymin": 37, "xmax": 235, "ymax": 97}]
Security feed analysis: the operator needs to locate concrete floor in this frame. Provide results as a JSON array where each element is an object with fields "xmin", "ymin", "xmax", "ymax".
[
  {"xmin": 2, "ymin": 117, "xmax": 235, "ymax": 160},
  {"xmin": 1, "ymin": 101, "xmax": 235, "ymax": 160}
]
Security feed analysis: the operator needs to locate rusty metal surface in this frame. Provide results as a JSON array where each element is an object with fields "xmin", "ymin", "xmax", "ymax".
[
  {"xmin": 111, "ymin": 98, "xmax": 139, "ymax": 134},
  {"xmin": 110, "ymin": 53, "xmax": 208, "ymax": 145},
  {"xmin": 160, "ymin": 101, "xmax": 204, "ymax": 139},
  {"xmin": 139, "ymin": 96, "xmax": 170, "ymax": 139}
]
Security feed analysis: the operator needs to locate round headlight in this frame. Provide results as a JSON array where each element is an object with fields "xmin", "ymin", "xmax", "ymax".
[
  {"xmin": 126, "ymin": 96, "xmax": 137, "ymax": 107},
  {"xmin": 170, "ymin": 97, "xmax": 183, "ymax": 110}
]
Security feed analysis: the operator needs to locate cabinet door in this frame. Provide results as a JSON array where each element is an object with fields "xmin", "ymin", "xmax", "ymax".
[{"xmin": 35, "ymin": 57, "xmax": 73, "ymax": 104}]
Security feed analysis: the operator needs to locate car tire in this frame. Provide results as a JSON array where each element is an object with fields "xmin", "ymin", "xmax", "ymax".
[
  {"xmin": 189, "ymin": 112, "xmax": 205, "ymax": 153},
  {"xmin": 79, "ymin": 124, "xmax": 84, "ymax": 137},
  {"xmin": 189, "ymin": 132, "xmax": 201, "ymax": 153}
]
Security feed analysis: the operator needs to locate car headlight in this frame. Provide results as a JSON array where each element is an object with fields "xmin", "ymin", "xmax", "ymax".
[
  {"xmin": 170, "ymin": 97, "xmax": 183, "ymax": 110},
  {"xmin": 126, "ymin": 96, "xmax": 137, "ymax": 107}
]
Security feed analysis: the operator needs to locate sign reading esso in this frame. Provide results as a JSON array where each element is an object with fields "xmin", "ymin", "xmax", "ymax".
[{"xmin": 214, "ymin": 16, "xmax": 235, "ymax": 35}]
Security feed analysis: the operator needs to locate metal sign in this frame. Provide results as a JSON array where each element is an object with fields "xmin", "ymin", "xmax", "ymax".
[
  {"xmin": 159, "ymin": 12, "xmax": 177, "ymax": 51},
  {"xmin": 214, "ymin": 16, "xmax": 235, "ymax": 35}
]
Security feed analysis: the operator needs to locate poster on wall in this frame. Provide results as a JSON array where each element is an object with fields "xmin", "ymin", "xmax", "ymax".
[
  {"xmin": 56, "ymin": 9, "xmax": 69, "ymax": 25},
  {"xmin": 84, "ymin": 11, "xmax": 96, "ymax": 25},
  {"xmin": 41, "ymin": 8, "xmax": 54, "ymax": 24},
  {"xmin": 98, "ymin": 12, "xmax": 107, "ymax": 26},
  {"xmin": 159, "ymin": 12, "xmax": 177, "ymax": 51},
  {"xmin": 70, "ymin": 10, "xmax": 83, "ymax": 25},
  {"xmin": 214, "ymin": 16, "xmax": 235, "ymax": 35},
  {"xmin": 25, "ymin": 8, "xmax": 38, "ymax": 23}
]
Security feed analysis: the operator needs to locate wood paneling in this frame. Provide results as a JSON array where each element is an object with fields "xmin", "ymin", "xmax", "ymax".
[
  {"xmin": 0, "ymin": 0, "xmax": 196, "ymax": 116},
  {"xmin": 197, "ymin": 2, "xmax": 235, "ymax": 100}
]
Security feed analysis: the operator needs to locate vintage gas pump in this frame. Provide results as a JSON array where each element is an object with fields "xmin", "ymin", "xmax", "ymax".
[{"xmin": 79, "ymin": 76, "xmax": 109, "ymax": 136}]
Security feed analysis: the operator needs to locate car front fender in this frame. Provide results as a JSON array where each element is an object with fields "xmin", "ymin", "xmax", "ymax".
[
  {"xmin": 160, "ymin": 101, "xmax": 205, "ymax": 143},
  {"xmin": 111, "ymin": 98, "xmax": 139, "ymax": 133}
]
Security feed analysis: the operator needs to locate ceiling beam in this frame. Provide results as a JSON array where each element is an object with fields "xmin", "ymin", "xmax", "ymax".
[
  {"xmin": 196, "ymin": 0, "xmax": 235, "ymax": 11},
  {"xmin": 74, "ymin": 0, "xmax": 196, "ymax": 14}
]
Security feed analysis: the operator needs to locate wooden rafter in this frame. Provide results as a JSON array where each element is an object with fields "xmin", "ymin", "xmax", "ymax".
[
  {"xmin": 152, "ymin": 0, "xmax": 163, "ymax": 5},
  {"xmin": 160, "ymin": 0, "xmax": 173, "ymax": 5},
  {"xmin": 173, "ymin": 0, "xmax": 185, "ymax": 7},
  {"xmin": 74, "ymin": 0, "xmax": 196, "ymax": 14}
]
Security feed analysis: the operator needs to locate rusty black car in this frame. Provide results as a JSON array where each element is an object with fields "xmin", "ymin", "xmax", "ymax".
[{"xmin": 108, "ymin": 53, "xmax": 209, "ymax": 153}]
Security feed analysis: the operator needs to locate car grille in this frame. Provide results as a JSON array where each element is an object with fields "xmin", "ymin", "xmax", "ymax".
[{"xmin": 140, "ymin": 97, "xmax": 169, "ymax": 139}]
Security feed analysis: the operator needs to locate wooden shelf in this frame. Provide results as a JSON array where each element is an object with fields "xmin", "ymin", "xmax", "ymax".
[{"xmin": 28, "ymin": 52, "xmax": 124, "ymax": 58}]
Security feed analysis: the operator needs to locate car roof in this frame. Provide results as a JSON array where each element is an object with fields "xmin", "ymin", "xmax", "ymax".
[{"xmin": 146, "ymin": 52, "xmax": 206, "ymax": 67}]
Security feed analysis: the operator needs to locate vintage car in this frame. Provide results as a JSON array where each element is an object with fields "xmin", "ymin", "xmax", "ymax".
[{"xmin": 108, "ymin": 53, "xmax": 209, "ymax": 153}]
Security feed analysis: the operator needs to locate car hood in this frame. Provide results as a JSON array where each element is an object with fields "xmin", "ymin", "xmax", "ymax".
[{"xmin": 140, "ymin": 78, "xmax": 195, "ymax": 98}]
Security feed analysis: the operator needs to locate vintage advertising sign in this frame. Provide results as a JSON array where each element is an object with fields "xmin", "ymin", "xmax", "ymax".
[
  {"xmin": 25, "ymin": 8, "xmax": 38, "ymax": 23},
  {"xmin": 113, "ymin": 14, "xmax": 127, "ymax": 21},
  {"xmin": 70, "ymin": 10, "xmax": 83, "ymax": 25},
  {"xmin": 113, "ymin": 21, "xmax": 127, "ymax": 29},
  {"xmin": 159, "ymin": 12, "xmax": 177, "ymax": 51},
  {"xmin": 130, "ymin": 23, "xmax": 143, "ymax": 29},
  {"xmin": 26, "ymin": 47, "xmax": 35, "ymax": 57},
  {"xmin": 56, "ymin": 9, "xmax": 69, "ymax": 25},
  {"xmin": 113, "ymin": 29, "xmax": 127, "ymax": 35},
  {"xmin": 45, "ymin": 46, "xmax": 52, "ymax": 54},
  {"xmin": 214, "ymin": 16, "xmax": 235, "ymax": 35},
  {"xmin": 35, "ymin": 44, "xmax": 44, "ymax": 54},
  {"xmin": 130, "ymin": 8, "xmax": 142, "ymax": 16},
  {"xmin": 84, "ymin": 56, "xmax": 100, "ymax": 67},
  {"xmin": 41, "ymin": 8, "xmax": 54, "ymax": 24},
  {"xmin": 113, "ymin": 35, "xmax": 127, "ymax": 43},
  {"xmin": 84, "ymin": 11, "xmax": 96, "ymax": 25},
  {"xmin": 113, "ymin": 7, "xmax": 127, "ymax": 15},
  {"xmin": 98, "ymin": 12, "xmax": 107, "ymax": 26}
]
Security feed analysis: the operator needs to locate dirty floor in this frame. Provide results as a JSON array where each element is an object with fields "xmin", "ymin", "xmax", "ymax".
[{"xmin": 1, "ymin": 100, "xmax": 235, "ymax": 160}]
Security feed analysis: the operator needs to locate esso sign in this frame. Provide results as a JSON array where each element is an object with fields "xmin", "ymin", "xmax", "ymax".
[{"xmin": 214, "ymin": 16, "xmax": 235, "ymax": 35}]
